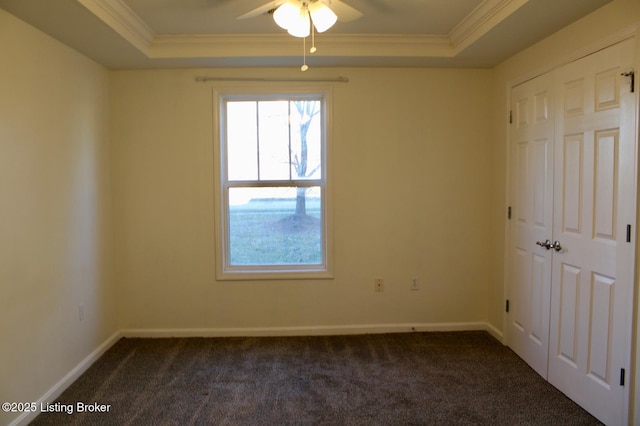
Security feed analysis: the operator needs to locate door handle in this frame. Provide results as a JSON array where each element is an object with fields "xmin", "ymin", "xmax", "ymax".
[
  {"xmin": 536, "ymin": 239, "xmax": 552, "ymax": 250},
  {"xmin": 552, "ymin": 240, "xmax": 562, "ymax": 252}
]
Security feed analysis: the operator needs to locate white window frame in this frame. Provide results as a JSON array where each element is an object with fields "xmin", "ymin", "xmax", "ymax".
[{"xmin": 213, "ymin": 86, "xmax": 333, "ymax": 280}]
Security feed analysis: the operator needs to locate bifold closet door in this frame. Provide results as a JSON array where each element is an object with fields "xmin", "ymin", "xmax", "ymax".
[
  {"xmin": 508, "ymin": 38, "xmax": 636, "ymax": 425},
  {"xmin": 547, "ymin": 37, "xmax": 636, "ymax": 426},
  {"xmin": 508, "ymin": 72, "xmax": 554, "ymax": 379}
]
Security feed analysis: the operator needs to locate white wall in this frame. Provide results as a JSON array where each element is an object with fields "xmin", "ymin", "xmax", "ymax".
[
  {"xmin": 0, "ymin": 9, "xmax": 116, "ymax": 426},
  {"xmin": 110, "ymin": 67, "xmax": 493, "ymax": 333}
]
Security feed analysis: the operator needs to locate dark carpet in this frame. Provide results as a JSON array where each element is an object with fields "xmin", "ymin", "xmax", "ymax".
[{"xmin": 31, "ymin": 331, "xmax": 601, "ymax": 425}]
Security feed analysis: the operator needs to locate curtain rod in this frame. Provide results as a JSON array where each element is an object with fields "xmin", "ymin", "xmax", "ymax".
[{"xmin": 195, "ymin": 76, "xmax": 349, "ymax": 83}]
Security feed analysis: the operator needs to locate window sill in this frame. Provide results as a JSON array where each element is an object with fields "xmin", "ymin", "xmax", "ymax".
[{"xmin": 216, "ymin": 268, "xmax": 334, "ymax": 281}]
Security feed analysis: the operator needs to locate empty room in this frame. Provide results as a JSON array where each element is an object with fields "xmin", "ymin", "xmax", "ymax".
[{"xmin": 1, "ymin": 0, "xmax": 640, "ymax": 424}]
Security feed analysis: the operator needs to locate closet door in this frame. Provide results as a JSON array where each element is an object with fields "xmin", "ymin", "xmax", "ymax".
[
  {"xmin": 508, "ymin": 73, "xmax": 554, "ymax": 378},
  {"xmin": 548, "ymin": 38, "xmax": 636, "ymax": 426}
]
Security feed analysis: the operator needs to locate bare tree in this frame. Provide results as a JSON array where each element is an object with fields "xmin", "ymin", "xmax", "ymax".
[{"xmin": 292, "ymin": 100, "xmax": 320, "ymax": 216}]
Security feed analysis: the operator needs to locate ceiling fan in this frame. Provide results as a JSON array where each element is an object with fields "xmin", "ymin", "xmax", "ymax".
[
  {"xmin": 237, "ymin": 0, "xmax": 363, "ymax": 71},
  {"xmin": 237, "ymin": 0, "xmax": 364, "ymax": 37}
]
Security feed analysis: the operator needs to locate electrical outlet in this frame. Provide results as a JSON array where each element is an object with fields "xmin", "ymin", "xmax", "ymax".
[
  {"xmin": 411, "ymin": 277, "xmax": 420, "ymax": 291},
  {"xmin": 78, "ymin": 304, "xmax": 85, "ymax": 322},
  {"xmin": 375, "ymin": 278, "xmax": 384, "ymax": 292}
]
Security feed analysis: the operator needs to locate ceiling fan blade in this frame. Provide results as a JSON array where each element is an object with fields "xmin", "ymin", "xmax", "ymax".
[
  {"xmin": 326, "ymin": 0, "xmax": 363, "ymax": 22},
  {"xmin": 236, "ymin": 0, "xmax": 285, "ymax": 19}
]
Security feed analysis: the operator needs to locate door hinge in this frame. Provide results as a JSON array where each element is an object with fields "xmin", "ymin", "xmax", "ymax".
[
  {"xmin": 621, "ymin": 71, "xmax": 635, "ymax": 93},
  {"xmin": 506, "ymin": 299, "xmax": 510, "ymax": 313},
  {"xmin": 620, "ymin": 368, "xmax": 626, "ymax": 386},
  {"xmin": 509, "ymin": 110, "xmax": 513, "ymax": 124},
  {"xmin": 508, "ymin": 206, "xmax": 512, "ymax": 220},
  {"xmin": 627, "ymin": 224, "xmax": 632, "ymax": 243}
]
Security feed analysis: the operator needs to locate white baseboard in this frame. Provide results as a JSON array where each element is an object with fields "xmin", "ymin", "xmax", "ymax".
[
  {"xmin": 9, "ymin": 331, "xmax": 121, "ymax": 426},
  {"xmin": 120, "ymin": 321, "xmax": 495, "ymax": 338},
  {"xmin": 485, "ymin": 322, "xmax": 504, "ymax": 343}
]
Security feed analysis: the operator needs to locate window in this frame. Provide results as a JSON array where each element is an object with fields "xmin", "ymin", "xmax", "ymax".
[{"xmin": 214, "ymin": 88, "xmax": 332, "ymax": 279}]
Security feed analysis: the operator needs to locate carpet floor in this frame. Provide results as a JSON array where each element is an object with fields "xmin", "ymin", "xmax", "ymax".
[{"xmin": 31, "ymin": 331, "xmax": 601, "ymax": 425}]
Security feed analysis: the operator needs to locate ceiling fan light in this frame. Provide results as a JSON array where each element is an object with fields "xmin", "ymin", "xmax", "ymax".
[
  {"xmin": 273, "ymin": 1, "xmax": 301, "ymax": 31},
  {"xmin": 286, "ymin": 7, "xmax": 311, "ymax": 38},
  {"xmin": 309, "ymin": 2, "xmax": 337, "ymax": 33}
]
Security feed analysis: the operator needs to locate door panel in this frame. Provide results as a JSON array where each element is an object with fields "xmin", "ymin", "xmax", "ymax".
[
  {"xmin": 562, "ymin": 134, "xmax": 583, "ymax": 233},
  {"xmin": 548, "ymin": 38, "xmax": 635, "ymax": 426},
  {"xmin": 557, "ymin": 263, "xmax": 580, "ymax": 367},
  {"xmin": 594, "ymin": 129, "xmax": 618, "ymax": 240},
  {"xmin": 508, "ymin": 73, "xmax": 554, "ymax": 378}
]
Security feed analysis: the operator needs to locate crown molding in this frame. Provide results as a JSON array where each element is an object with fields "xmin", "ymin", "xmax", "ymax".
[
  {"xmin": 76, "ymin": 0, "xmax": 155, "ymax": 54},
  {"xmin": 312, "ymin": 34, "xmax": 453, "ymax": 57},
  {"xmin": 76, "ymin": 0, "xmax": 523, "ymax": 62},
  {"xmin": 150, "ymin": 34, "xmax": 453, "ymax": 59},
  {"xmin": 150, "ymin": 34, "xmax": 301, "ymax": 58},
  {"xmin": 449, "ymin": 0, "xmax": 529, "ymax": 54}
]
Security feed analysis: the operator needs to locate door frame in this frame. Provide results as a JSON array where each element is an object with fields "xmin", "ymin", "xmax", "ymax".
[{"xmin": 503, "ymin": 24, "xmax": 640, "ymax": 424}]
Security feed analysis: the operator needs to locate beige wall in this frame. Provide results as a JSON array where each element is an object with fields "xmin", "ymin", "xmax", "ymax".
[
  {"xmin": 0, "ymin": 9, "xmax": 116, "ymax": 425},
  {"xmin": 110, "ymin": 67, "xmax": 493, "ymax": 332}
]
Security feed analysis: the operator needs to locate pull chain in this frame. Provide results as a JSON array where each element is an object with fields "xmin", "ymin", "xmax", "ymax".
[
  {"xmin": 310, "ymin": 22, "xmax": 317, "ymax": 53},
  {"xmin": 301, "ymin": 36, "xmax": 308, "ymax": 71}
]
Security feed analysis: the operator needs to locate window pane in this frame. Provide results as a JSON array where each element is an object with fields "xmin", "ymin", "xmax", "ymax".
[
  {"xmin": 290, "ymin": 100, "xmax": 322, "ymax": 180},
  {"xmin": 228, "ymin": 186, "xmax": 322, "ymax": 265},
  {"xmin": 258, "ymin": 101, "xmax": 291, "ymax": 180},
  {"xmin": 227, "ymin": 101, "xmax": 258, "ymax": 181}
]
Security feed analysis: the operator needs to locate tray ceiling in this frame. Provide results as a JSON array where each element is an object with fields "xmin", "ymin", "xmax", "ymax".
[{"xmin": 0, "ymin": 0, "xmax": 613, "ymax": 69}]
